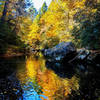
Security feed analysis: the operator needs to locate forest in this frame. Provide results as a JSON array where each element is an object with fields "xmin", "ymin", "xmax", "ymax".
[
  {"xmin": 0, "ymin": 0, "xmax": 100, "ymax": 100},
  {"xmin": 0, "ymin": 0, "xmax": 100, "ymax": 56}
]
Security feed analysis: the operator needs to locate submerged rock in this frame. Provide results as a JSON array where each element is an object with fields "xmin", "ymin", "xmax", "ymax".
[{"xmin": 42, "ymin": 42, "xmax": 77, "ymax": 62}]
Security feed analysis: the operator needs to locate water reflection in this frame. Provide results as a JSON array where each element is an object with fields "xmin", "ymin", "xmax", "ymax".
[
  {"xmin": 17, "ymin": 54, "xmax": 79, "ymax": 100},
  {"xmin": 0, "ymin": 54, "xmax": 99, "ymax": 99},
  {"xmin": 46, "ymin": 61, "xmax": 75, "ymax": 78},
  {"xmin": 0, "ymin": 57, "xmax": 24, "ymax": 100}
]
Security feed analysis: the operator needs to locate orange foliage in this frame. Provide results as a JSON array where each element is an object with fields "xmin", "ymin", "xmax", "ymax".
[{"xmin": 17, "ymin": 55, "xmax": 79, "ymax": 100}]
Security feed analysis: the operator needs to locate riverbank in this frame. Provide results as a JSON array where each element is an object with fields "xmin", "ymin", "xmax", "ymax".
[
  {"xmin": 0, "ymin": 53, "xmax": 24, "ymax": 58},
  {"xmin": 0, "ymin": 45, "xmax": 26, "ymax": 58},
  {"xmin": 1, "ymin": 43, "xmax": 100, "ymax": 64}
]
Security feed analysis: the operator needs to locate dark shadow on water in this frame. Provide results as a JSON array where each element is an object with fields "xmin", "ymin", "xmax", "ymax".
[
  {"xmin": 45, "ymin": 58, "xmax": 100, "ymax": 100},
  {"xmin": 46, "ymin": 61, "xmax": 75, "ymax": 79},
  {"xmin": 0, "ymin": 55, "xmax": 100, "ymax": 100},
  {"xmin": 0, "ymin": 56, "xmax": 25, "ymax": 100},
  {"xmin": 69, "ymin": 61, "xmax": 100, "ymax": 100}
]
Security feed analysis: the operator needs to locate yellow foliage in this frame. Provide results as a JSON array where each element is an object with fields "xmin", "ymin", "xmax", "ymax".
[
  {"xmin": 17, "ymin": 56, "xmax": 79, "ymax": 100},
  {"xmin": 18, "ymin": 0, "xmax": 96, "ymax": 49},
  {"xmin": 29, "ymin": 23, "xmax": 39, "ymax": 34},
  {"xmin": 91, "ymin": 9, "xmax": 97, "ymax": 13},
  {"xmin": 68, "ymin": 25, "xmax": 73, "ymax": 30},
  {"xmin": 75, "ymin": 0, "xmax": 86, "ymax": 9},
  {"xmin": 18, "ymin": 0, "xmax": 86, "ymax": 48}
]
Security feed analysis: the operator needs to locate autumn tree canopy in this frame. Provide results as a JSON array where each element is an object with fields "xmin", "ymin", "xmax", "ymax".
[{"xmin": 0, "ymin": 0, "xmax": 100, "ymax": 53}]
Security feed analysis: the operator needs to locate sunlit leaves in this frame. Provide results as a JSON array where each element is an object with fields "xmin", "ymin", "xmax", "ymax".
[
  {"xmin": 19, "ymin": 0, "xmax": 88, "ymax": 49},
  {"xmin": 91, "ymin": 9, "xmax": 97, "ymax": 13},
  {"xmin": 17, "ymin": 0, "xmax": 100, "ymax": 50}
]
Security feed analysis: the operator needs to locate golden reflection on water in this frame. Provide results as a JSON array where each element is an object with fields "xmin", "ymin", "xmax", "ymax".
[{"xmin": 17, "ymin": 54, "xmax": 79, "ymax": 100}]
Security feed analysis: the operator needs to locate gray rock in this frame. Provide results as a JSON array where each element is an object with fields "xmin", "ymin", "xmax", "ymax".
[
  {"xmin": 42, "ymin": 42, "xmax": 76, "ymax": 61},
  {"xmin": 77, "ymin": 49, "xmax": 90, "ymax": 60}
]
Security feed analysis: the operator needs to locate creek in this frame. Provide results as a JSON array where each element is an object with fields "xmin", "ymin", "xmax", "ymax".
[{"xmin": 0, "ymin": 53, "xmax": 99, "ymax": 100}]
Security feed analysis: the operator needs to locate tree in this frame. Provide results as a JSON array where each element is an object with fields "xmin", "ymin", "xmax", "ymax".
[
  {"xmin": 0, "ymin": 0, "xmax": 26, "ymax": 54},
  {"xmin": 28, "ymin": 7, "xmax": 38, "ymax": 20},
  {"xmin": 72, "ymin": 0, "xmax": 100, "ymax": 49},
  {"xmin": 25, "ymin": 0, "xmax": 38, "ymax": 20},
  {"xmin": 0, "ymin": 0, "xmax": 5, "ymax": 17},
  {"xmin": 39, "ymin": 2, "xmax": 47, "ymax": 15},
  {"xmin": 1, "ymin": 0, "xmax": 10, "ymax": 21}
]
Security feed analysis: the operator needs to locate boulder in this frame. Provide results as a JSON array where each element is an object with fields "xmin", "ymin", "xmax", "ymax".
[
  {"xmin": 77, "ymin": 49, "xmax": 90, "ymax": 60},
  {"xmin": 42, "ymin": 42, "xmax": 77, "ymax": 62}
]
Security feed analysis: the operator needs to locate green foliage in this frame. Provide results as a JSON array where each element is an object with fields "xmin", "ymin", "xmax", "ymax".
[
  {"xmin": 25, "ymin": 0, "xmax": 38, "ymax": 20},
  {"xmin": 28, "ymin": 7, "xmax": 38, "ymax": 19},
  {"xmin": 1, "ymin": 0, "xmax": 100, "ymax": 53},
  {"xmin": 39, "ymin": 2, "xmax": 47, "ymax": 15},
  {"xmin": 0, "ymin": 0, "xmax": 5, "ymax": 13},
  {"xmin": 72, "ymin": 2, "xmax": 100, "ymax": 49},
  {"xmin": 34, "ymin": 2, "xmax": 47, "ymax": 23},
  {"xmin": 0, "ymin": 21, "xmax": 19, "ymax": 45},
  {"xmin": 0, "ymin": 21, "xmax": 25, "ymax": 54}
]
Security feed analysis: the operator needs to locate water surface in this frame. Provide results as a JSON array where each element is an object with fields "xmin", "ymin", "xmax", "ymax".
[{"xmin": 0, "ymin": 54, "xmax": 99, "ymax": 100}]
